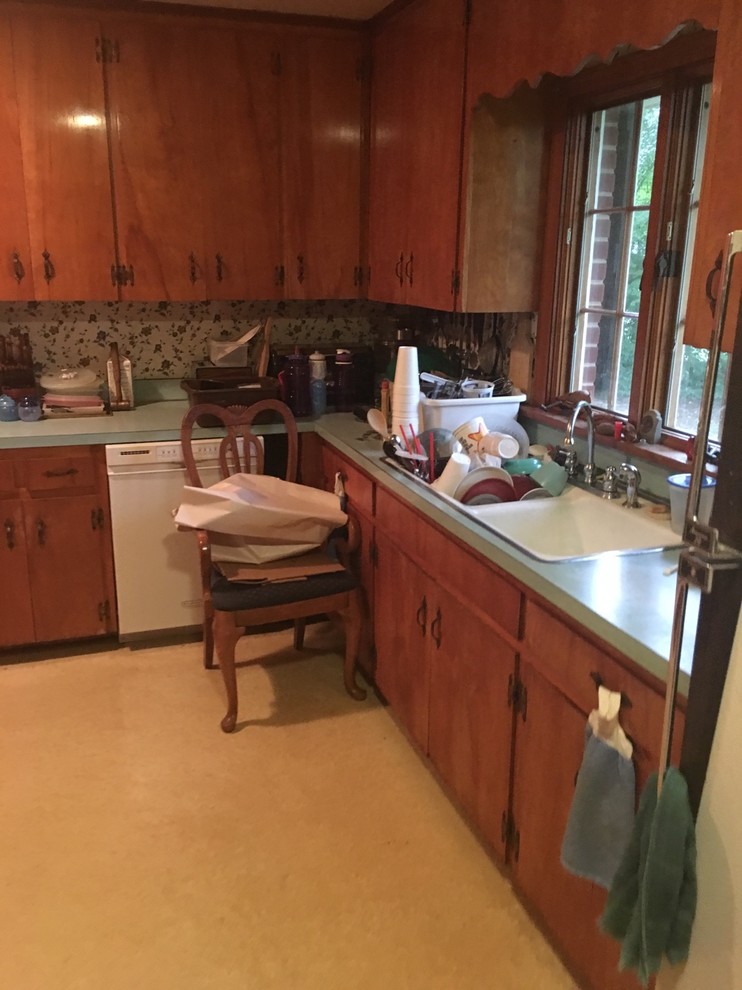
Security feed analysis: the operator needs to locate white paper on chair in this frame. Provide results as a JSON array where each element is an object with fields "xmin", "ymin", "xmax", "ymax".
[{"xmin": 174, "ymin": 473, "xmax": 347, "ymax": 548}]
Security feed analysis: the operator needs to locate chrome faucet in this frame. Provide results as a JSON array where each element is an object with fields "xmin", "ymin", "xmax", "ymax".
[
  {"xmin": 562, "ymin": 400, "xmax": 596, "ymax": 485},
  {"xmin": 619, "ymin": 463, "xmax": 642, "ymax": 508}
]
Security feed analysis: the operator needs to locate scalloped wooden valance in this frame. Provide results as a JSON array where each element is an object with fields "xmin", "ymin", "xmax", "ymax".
[{"xmin": 467, "ymin": 0, "xmax": 720, "ymax": 104}]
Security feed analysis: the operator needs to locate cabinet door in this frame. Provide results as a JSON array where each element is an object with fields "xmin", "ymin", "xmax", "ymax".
[
  {"xmin": 281, "ymin": 29, "xmax": 363, "ymax": 299},
  {"xmin": 368, "ymin": 11, "xmax": 413, "ymax": 304},
  {"xmin": 403, "ymin": 0, "xmax": 466, "ymax": 310},
  {"xmin": 196, "ymin": 24, "xmax": 283, "ymax": 301},
  {"xmin": 428, "ymin": 585, "xmax": 516, "ymax": 861},
  {"xmin": 374, "ymin": 534, "xmax": 430, "ymax": 751},
  {"xmin": 0, "ymin": 499, "xmax": 35, "ymax": 648},
  {"xmin": 0, "ymin": 16, "xmax": 33, "ymax": 301},
  {"xmin": 105, "ymin": 17, "xmax": 207, "ymax": 301},
  {"xmin": 11, "ymin": 10, "xmax": 117, "ymax": 301},
  {"xmin": 24, "ymin": 495, "xmax": 114, "ymax": 642},
  {"xmin": 512, "ymin": 661, "xmax": 637, "ymax": 990}
]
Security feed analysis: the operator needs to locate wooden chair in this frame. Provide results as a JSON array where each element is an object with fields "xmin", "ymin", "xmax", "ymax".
[{"xmin": 180, "ymin": 399, "xmax": 367, "ymax": 731}]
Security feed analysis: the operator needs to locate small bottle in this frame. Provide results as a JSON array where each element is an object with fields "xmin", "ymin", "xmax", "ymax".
[
  {"xmin": 310, "ymin": 377, "xmax": 327, "ymax": 417},
  {"xmin": 334, "ymin": 349, "xmax": 354, "ymax": 412}
]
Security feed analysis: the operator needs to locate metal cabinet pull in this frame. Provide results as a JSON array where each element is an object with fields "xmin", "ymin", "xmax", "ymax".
[
  {"xmin": 111, "ymin": 263, "xmax": 118, "ymax": 286},
  {"xmin": 297, "ymin": 254, "xmax": 305, "ymax": 285},
  {"xmin": 42, "ymin": 251, "xmax": 56, "ymax": 283},
  {"xmin": 404, "ymin": 253, "xmax": 414, "ymax": 286},
  {"xmin": 215, "ymin": 253, "xmax": 224, "ymax": 282},
  {"xmin": 42, "ymin": 467, "xmax": 78, "ymax": 478},
  {"xmin": 4, "ymin": 519, "xmax": 15, "ymax": 550},
  {"xmin": 12, "ymin": 252, "xmax": 25, "ymax": 284},
  {"xmin": 394, "ymin": 253, "xmax": 404, "ymax": 286},
  {"xmin": 430, "ymin": 606, "xmax": 442, "ymax": 648},
  {"xmin": 415, "ymin": 595, "xmax": 427, "ymax": 636},
  {"xmin": 36, "ymin": 518, "xmax": 46, "ymax": 546},
  {"xmin": 188, "ymin": 252, "xmax": 199, "ymax": 284},
  {"xmin": 90, "ymin": 507, "xmax": 104, "ymax": 531},
  {"xmin": 274, "ymin": 265, "xmax": 285, "ymax": 286},
  {"xmin": 705, "ymin": 250, "xmax": 722, "ymax": 316}
]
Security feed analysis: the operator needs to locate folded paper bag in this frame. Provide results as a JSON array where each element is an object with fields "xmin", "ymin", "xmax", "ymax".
[{"xmin": 174, "ymin": 473, "xmax": 347, "ymax": 548}]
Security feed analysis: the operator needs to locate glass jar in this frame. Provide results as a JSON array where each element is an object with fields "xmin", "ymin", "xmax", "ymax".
[
  {"xmin": 17, "ymin": 394, "xmax": 42, "ymax": 422},
  {"xmin": 0, "ymin": 394, "xmax": 19, "ymax": 422}
]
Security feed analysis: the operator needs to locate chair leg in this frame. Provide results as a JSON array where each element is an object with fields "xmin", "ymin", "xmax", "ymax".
[
  {"xmin": 293, "ymin": 618, "xmax": 306, "ymax": 651},
  {"xmin": 343, "ymin": 591, "xmax": 367, "ymax": 701},
  {"xmin": 202, "ymin": 602, "xmax": 215, "ymax": 669},
  {"xmin": 213, "ymin": 610, "xmax": 243, "ymax": 732}
]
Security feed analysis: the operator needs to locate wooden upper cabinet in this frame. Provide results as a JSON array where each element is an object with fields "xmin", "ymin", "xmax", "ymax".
[
  {"xmin": 193, "ymin": 24, "xmax": 283, "ymax": 301},
  {"xmin": 104, "ymin": 17, "xmax": 208, "ymax": 301},
  {"xmin": 280, "ymin": 29, "xmax": 364, "ymax": 300},
  {"xmin": 0, "ymin": 16, "xmax": 33, "ymax": 301},
  {"xmin": 369, "ymin": 0, "xmax": 466, "ymax": 309},
  {"xmin": 10, "ymin": 10, "xmax": 117, "ymax": 301},
  {"xmin": 684, "ymin": 0, "xmax": 742, "ymax": 351}
]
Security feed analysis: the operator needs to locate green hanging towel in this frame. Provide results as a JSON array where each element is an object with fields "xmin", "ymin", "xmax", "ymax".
[{"xmin": 600, "ymin": 767, "xmax": 697, "ymax": 987}]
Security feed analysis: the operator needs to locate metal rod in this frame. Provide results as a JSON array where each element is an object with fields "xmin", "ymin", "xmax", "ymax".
[{"xmin": 659, "ymin": 230, "xmax": 742, "ymax": 797}]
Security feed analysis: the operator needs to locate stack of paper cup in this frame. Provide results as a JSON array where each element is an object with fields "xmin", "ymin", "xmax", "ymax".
[{"xmin": 391, "ymin": 345, "xmax": 421, "ymax": 437}]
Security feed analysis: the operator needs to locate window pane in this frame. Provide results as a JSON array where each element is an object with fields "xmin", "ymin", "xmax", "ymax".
[
  {"xmin": 626, "ymin": 210, "xmax": 649, "ymax": 312},
  {"xmin": 583, "ymin": 212, "xmax": 626, "ymax": 310},
  {"xmin": 634, "ymin": 96, "xmax": 660, "ymax": 206},
  {"xmin": 672, "ymin": 346, "xmax": 729, "ymax": 441},
  {"xmin": 616, "ymin": 316, "xmax": 637, "ymax": 414}
]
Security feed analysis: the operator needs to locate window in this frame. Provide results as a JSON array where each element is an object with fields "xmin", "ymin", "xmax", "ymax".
[{"xmin": 544, "ymin": 35, "xmax": 727, "ymax": 443}]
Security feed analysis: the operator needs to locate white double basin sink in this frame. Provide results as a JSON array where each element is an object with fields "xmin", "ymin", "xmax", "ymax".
[{"xmin": 444, "ymin": 483, "xmax": 682, "ymax": 562}]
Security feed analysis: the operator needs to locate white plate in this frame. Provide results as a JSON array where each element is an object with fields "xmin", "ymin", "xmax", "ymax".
[
  {"xmin": 40, "ymin": 368, "xmax": 102, "ymax": 393},
  {"xmin": 453, "ymin": 465, "xmax": 515, "ymax": 502}
]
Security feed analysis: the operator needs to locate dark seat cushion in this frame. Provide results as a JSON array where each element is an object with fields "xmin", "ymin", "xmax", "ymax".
[{"xmin": 210, "ymin": 564, "xmax": 357, "ymax": 612}]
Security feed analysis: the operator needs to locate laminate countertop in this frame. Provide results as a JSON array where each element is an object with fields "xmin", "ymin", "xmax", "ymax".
[{"xmin": 0, "ymin": 400, "xmax": 696, "ymax": 689}]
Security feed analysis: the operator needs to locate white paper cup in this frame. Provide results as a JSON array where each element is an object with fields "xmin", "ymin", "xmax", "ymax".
[
  {"xmin": 431, "ymin": 452, "xmax": 470, "ymax": 496},
  {"xmin": 394, "ymin": 346, "xmax": 419, "ymax": 391},
  {"xmin": 461, "ymin": 379, "xmax": 494, "ymax": 398},
  {"xmin": 452, "ymin": 416, "xmax": 489, "ymax": 455},
  {"xmin": 478, "ymin": 432, "xmax": 519, "ymax": 460}
]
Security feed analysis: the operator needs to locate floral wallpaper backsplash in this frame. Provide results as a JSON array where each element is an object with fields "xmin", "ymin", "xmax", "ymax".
[{"xmin": 0, "ymin": 300, "xmax": 400, "ymax": 381}]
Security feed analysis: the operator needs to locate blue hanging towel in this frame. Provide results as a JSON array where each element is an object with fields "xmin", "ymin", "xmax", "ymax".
[
  {"xmin": 561, "ymin": 721, "xmax": 636, "ymax": 889},
  {"xmin": 600, "ymin": 768, "xmax": 697, "ymax": 987}
]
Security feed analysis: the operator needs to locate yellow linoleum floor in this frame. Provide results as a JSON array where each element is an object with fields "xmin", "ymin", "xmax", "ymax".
[{"xmin": 0, "ymin": 623, "xmax": 576, "ymax": 990}]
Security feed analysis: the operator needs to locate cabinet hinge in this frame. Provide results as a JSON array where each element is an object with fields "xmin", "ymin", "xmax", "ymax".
[
  {"xmin": 507, "ymin": 673, "xmax": 528, "ymax": 721},
  {"xmin": 464, "ymin": 0, "xmax": 473, "ymax": 26},
  {"xmin": 111, "ymin": 264, "xmax": 135, "ymax": 287},
  {"xmin": 95, "ymin": 37, "xmax": 120, "ymax": 64},
  {"xmin": 271, "ymin": 52, "xmax": 282, "ymax": 75},
  {"xmin": 98, "ymin": 600, "xmax": 111, "ymax": 622},
  {"xmin": 500, "ymin": 811, "xmax": 520, "ymax": 860}
]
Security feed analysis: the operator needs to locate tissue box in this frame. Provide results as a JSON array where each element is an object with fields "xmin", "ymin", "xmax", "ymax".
[
  {"xmin": 420, "ymin": 389, "xmax": 527, "ymax": 431},
  {"xmin": 208, "ymin": 339, "xmax": 250, "ymax": 367}
]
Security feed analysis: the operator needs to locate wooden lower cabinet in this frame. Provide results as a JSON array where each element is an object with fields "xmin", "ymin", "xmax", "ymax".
[
  {"xmin": 512, "ymin": 660, "xmax": 637, "ymax": 990},
  {"xmin": 428, "ymin": 582, "xmax": 515, "ymax": 862},
  {"xmin": 0, "ymin": 446, "xmax": 117, "ymax": 649},
  {"xmin": 374, "ymin": 535, "xmax": 430, "ymax": 751}
]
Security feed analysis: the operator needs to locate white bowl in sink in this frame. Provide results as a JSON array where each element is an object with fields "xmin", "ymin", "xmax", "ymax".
[{"xmin": 463, "ymin": 484, "xmax": 681, "ymax": 562}]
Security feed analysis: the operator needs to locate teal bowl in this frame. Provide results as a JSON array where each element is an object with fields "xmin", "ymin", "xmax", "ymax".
[{"xmin": 502, "ymin": 458, "xmax": 542, "ymax": 476}]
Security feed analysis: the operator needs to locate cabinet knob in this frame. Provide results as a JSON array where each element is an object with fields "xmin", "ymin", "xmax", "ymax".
[{"xmin": 215, "ymin": 253, "xmax": 224, "ymax": 282}]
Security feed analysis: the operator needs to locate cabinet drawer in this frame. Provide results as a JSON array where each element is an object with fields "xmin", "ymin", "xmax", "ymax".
[
  {"xmin": 22, "ymin": 453, "xmax": 97, "ymax": 493},
  {"xmin": 523, "ymin": 599, "xmax": 682, "ymax": 765},
  {"xmin": 321, "ymin": 448, "xmax": 374, "ymax": 517},
  {"xmin": 376, "ymin": 486, "xmax": 522, "ymax": 639}
]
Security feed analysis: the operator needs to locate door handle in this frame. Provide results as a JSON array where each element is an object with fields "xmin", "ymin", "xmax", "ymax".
[
  {"xmin": 42, "ymin": 250, "xmax": 56, "ymax": 283},
  {"xmin": 394, "ymin": 253, "xmax": 404, "ymax": 286},
  {"xmin": 430, "ymin": 606, "xmax": 442, "ymax": 648},
  {"xmin": 12, "ymin": 252, "xmax": 25, "ymax": 284},
  {"xmin": 404, "ymin": 253, "xmax": 414, "ymax": 286},
  {"xmin": 415, "ymin": 595, "xmax": 427, "ymax": 636}
]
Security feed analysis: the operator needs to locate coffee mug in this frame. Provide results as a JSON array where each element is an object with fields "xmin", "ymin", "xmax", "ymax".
[
  {"xmin": 461, "ymin": 379, "xmax": 494, "ymax": 399},
  {"xmin": 531, "ymin": 459, "xmax": 568, "ymax": 497}
]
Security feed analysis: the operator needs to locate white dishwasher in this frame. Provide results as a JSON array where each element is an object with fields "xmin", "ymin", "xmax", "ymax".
[{"xmin": 106, "ymin": 438, "xmax": 225, "ymax": 639}]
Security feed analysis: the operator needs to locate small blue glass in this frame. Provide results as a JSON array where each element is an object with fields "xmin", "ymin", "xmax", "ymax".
[
  {"xmin": 0, "ymin": 394, "xmax": 19, "ymax": 422},
  {"xmin": 310, "ymin": 378, "xmax": 327, "ymax": 418}
]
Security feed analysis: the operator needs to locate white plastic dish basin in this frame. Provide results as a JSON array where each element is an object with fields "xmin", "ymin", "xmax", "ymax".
[{"xmin": 462, "ymin": 485, "xmax": 681, "ymax": 562}]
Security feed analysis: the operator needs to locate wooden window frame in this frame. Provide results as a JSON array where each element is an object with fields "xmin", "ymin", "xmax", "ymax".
[{"xmin": 532, "ymin": 31, "xmax": 715, "ymax": 456}]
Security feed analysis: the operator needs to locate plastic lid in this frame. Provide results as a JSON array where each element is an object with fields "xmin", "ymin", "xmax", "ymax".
[{"xmin": 667, "ymin": 473, "xmax": 716, "ymax": 488}]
